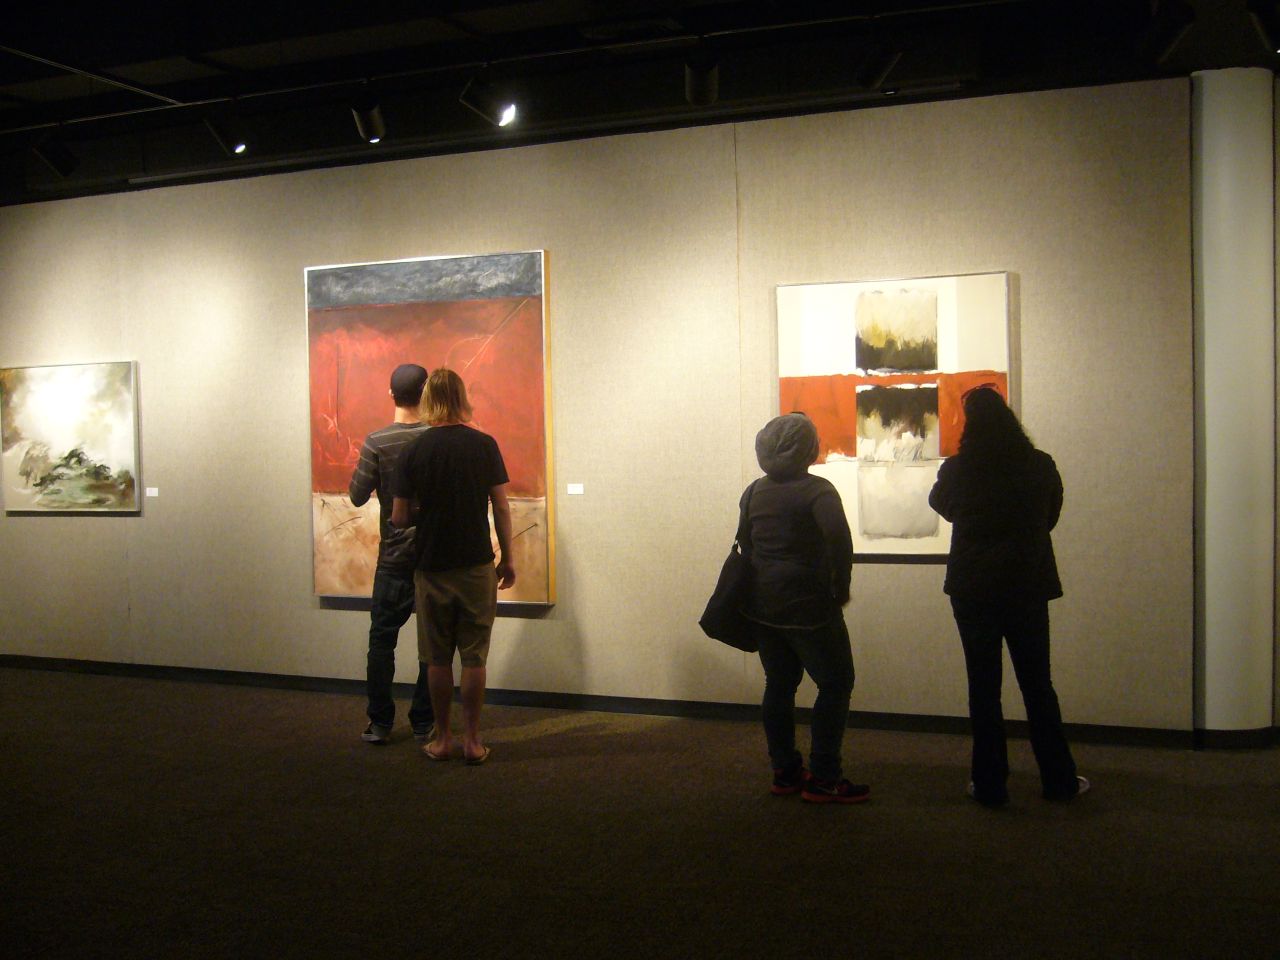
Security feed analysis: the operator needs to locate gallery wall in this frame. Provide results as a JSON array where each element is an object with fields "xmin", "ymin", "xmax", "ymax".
[{"xmin": 0, "ymin": 79, "xmax": 1196, "ymax": 730}]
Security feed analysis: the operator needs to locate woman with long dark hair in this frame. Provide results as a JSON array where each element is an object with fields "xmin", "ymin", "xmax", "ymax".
[{"xmin": 928, "ymin": 387, "xmax": 1088, "ymax": 805}]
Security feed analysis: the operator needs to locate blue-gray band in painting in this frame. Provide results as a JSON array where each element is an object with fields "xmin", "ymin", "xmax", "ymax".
[{"xmin": 307, "ymin": 252, "xmax": 542, "ymax": 309}]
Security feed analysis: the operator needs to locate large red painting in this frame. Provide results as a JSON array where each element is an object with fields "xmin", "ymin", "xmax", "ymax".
[{"xmin": 306, "ymin": 252, "xmax": 552, "ymax": 603}]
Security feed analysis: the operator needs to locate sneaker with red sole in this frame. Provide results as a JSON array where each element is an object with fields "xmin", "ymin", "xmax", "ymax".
[
  {"xmin": 771, "ymin": 764, "xmax": 808, "ymax": 796},
  {"xmin": 801, "ymin": 776, "xmax": 871, "ymax": 804}
]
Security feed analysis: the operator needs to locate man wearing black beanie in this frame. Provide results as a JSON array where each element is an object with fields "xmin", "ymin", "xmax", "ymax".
[{"xmin": 350, "ymin": 363, "xmax": 435, "ymax": 744}]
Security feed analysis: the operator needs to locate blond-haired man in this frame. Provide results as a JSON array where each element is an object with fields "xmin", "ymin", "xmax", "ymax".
[{"xmin": 392, "ymin": 368, "xmax": 514, "ymax": 765}]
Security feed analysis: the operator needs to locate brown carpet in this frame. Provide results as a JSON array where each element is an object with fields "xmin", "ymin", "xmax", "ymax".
[{"xmin": 2, "ymin": 666, "xmax": 1278, "ymax": 960}]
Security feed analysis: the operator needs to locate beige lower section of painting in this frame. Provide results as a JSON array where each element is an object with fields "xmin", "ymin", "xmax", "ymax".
[
  {"xmin": 312, "ymin": 494, "xmax": 550, "ymax": 603},
  {"xmin": 811, "ymin": 459, "xmax": 951, "ymax": 555}
]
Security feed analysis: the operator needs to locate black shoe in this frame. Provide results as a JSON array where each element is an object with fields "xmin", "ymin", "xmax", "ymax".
[
  {"xmin": 801, "ymin": 776, "xmax": 870, "ymax": 804},
  {"xmin": 361, "ymin": 723, "xmax": 391, "ymax": 744},
  {"xmin": 967, "ymin": 782, "xmax": 1010, "ymax": 807},
  {"xmin": 771, "ymin": 764, "xmax": 808, "ymax": 796},
  {"xmin": 1044, "ymin": 776, "xmax": 1091, "ymax": 801}
]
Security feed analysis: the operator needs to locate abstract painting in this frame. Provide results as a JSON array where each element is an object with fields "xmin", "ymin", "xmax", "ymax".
[
  {"xmin": 0, "ymin": 361, "xmax": 140, "ymax": 513},
  {"xmin": 306, "ymin": 251, "xmax": 553, "ymax": 603},
  {"xmin": 777, "ymin": 273, "xmax": 1010, "ymax": 556},
  {"xmin": 855, "ymin": 287, "xmax": 938, "ymax": 372}
]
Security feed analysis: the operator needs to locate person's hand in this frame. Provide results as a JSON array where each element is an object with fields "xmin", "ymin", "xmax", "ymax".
[{"xmin": 496, "ymin": 558, "xmax": 516, "ymax": 590}]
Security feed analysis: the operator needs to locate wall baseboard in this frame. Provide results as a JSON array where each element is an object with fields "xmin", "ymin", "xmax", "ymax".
[
  {"xmin": 483, "ymin": 687, "xmax": 1198, "ymax": 748},
  {"xmin": 0, "ymin": 654, "xmax": 1240, "ymax": 750},
  {"xmin": 1193, "ymin": 727, "xmax": 1278, "ymax": 749}
]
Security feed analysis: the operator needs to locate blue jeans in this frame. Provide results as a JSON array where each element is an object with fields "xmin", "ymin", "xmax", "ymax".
[
  {"xmin": 367, "ymin": 569, "xmax": 433, "ymax": 731},
  {"xmin": 753, "ymin": 617, "xmax": 854, "ymax": 782},
  {"xmin": 951, "ymin": 597, "xmax": 1077, "ymax": 801}
]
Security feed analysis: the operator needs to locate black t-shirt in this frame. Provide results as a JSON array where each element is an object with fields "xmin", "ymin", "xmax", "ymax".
[{"xmin": 395, "ymin": 424, "xmax": 509, "ymax": 572}]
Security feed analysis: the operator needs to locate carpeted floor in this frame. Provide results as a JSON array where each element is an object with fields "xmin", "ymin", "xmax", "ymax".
[{"xmin": 2, "ymin": 666, "xmax": 1278, "ymax": 960}]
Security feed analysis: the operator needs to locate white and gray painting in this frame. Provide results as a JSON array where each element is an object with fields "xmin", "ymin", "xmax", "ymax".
[{"xmin": 0, "ymin": 361, "xmax": 139, "ymax": 512}]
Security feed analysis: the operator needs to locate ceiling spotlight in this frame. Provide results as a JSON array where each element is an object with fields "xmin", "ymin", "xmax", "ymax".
[
  {"xmin": 351, "ymin": 96, "xmax": 385, "ymax": 144},
  {"xmin": 1140, "ymin": 0, "xmax": 1196, "ymax": 64},
  {"xmin": 204, "ymin": 117, "xmax": 248, "ymax": 157},
  {"xmin": 1247, "ymin": 1, "xmax": 1280, "ymax": 54},
  {"xmin": 32, "ymin": 136, "xmax": 79, "ymax": 178},
  {"xmin": 855, "ymin": 50, "xmax": 903, "ymax": 92},
  {"xmin": 684, "ymin": 50, "xmax": 719, "ymax": 107},
  {"xmin": 459, "ymin": 77, "xmax": 517, "ymax": 127}
]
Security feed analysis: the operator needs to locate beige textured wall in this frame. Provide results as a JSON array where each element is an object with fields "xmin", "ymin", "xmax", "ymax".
[
  {"xmin": 735, "ymin": 82, "xmax": 1194, "ymax": 729},
  {"xmin": 0, "ymin": 80, "xmax": 1194, "ymax": 728}
]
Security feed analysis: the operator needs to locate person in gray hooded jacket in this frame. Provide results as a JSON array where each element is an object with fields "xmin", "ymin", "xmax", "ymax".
[{"xmin": 741, "ymin": 413, "xmax": 868, "ymax": 804}]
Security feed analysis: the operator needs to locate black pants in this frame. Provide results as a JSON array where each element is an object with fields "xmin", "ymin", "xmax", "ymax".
[
  {"xmin": 950, "ymin": 597, "xmax": 1077, "ymax": 801},
  {"xmin": 367, "ymin": 569, "xmax": 433, "ymax": 731},
  {"xmin": 753, "ymin": 617, "xmax": 854, "ymax": 782}
]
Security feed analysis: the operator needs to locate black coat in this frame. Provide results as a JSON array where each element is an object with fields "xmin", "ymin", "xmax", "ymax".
[
  {"xmin": 741, "ymin": 474, "xmax": 853, "ymax": 628},
  {"xmin": 928, "ymin": 448, "xmax": 1063, "ymax": 602}
]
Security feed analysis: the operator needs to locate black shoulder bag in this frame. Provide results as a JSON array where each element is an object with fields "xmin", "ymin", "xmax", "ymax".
[{"xmin": 698, "ymin": 481, "xmax": 758, "ymax": 652}]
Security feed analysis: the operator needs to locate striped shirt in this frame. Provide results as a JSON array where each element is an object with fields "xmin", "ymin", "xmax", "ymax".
[{"xmin": 349, "ymin": 421, "xmax": 431, "ymax": 574}]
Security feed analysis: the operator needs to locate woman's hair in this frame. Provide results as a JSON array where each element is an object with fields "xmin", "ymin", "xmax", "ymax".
[
  {"xmin": 958, "ymin": 387, "xmax": 1034, "ymax": 461},
  {"xmin": 422, "ymin": 367, "xmax": 473, "ymax": 424}
]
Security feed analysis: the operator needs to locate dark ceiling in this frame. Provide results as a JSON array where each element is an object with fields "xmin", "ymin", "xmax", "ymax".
[{"xmin": 0, "ymin": 0, "xmax": 1275, "ymax": 208}]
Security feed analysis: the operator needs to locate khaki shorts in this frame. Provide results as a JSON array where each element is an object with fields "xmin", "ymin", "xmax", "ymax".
[{"xmin": 414, "ymin": 563, "xmax": 498, "ymax": 668}]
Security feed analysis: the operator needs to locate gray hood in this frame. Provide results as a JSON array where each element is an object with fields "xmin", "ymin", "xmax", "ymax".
[{"xmin": 755, "ymin": 413, "xmax": 819, "ymax": 480}]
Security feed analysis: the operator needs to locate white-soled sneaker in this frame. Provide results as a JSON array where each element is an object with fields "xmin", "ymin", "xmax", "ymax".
[
  {"xmin": 361, "ymin": 723, "xmax": 391, "ymax": 744},
  {"xmin": 1045, "ymin": 775, "xmax": 1091, "ymax": 801}
]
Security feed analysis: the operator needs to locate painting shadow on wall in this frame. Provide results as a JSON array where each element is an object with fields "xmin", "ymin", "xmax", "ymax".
[{"xmin": 1007, "ymin": 273, "xmax": 1023, "ymax": 410}]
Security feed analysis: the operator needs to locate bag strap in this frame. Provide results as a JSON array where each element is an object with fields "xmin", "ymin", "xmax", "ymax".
[{"xmin": 734, "ymin": 479, "xmax": 757, "ymax": 554}]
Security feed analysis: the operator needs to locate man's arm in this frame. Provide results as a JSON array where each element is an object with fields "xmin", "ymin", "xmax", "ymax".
[
  {"xmin": 490, "ymin": 483, "xmax": 516, "ymax": 589},
  {"xmin": 348, "ymin": 441, "xmax": 376, "ymax": 507},
  {"xmin": 391, "ymin": 496, "xmax": 415, "ymax": 528},
  {"xmin": 388, "ymin": 437, "xmax": 419, "ymax": 527}
]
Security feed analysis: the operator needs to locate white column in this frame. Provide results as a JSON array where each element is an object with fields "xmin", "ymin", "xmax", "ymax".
[{"xmin": 1192, "ymin": 68, "xmax": 1276, "ymax": 736}]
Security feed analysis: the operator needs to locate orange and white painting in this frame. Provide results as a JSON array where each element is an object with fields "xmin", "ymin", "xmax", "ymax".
[{"xmin": 777, "ymin": 273, "xmax": 1009, "ymax": 556}]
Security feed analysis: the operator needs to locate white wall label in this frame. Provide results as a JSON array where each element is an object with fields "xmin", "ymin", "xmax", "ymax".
[
  {"xmin": 145, "ymin": 488, "xmax": 159, "ymax": 497},
  {"xmin": 566, "ymin": 483, "xmax": 584, "ymax": 495}
]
